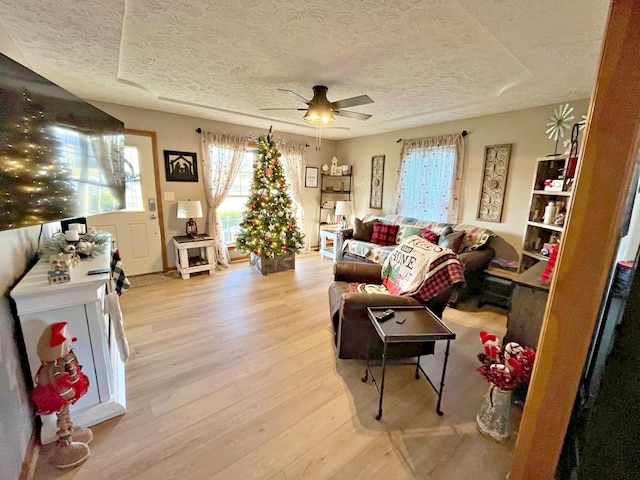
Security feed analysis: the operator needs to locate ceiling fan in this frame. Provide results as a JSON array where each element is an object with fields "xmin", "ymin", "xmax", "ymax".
[{"xmin": 261, "ymin": 85, "xmax": 374, "ymax": 125}]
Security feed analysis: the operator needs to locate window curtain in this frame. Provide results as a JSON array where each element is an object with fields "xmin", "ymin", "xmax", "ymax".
[
  {"xmin": 278, "ymin": 140, "xmax": 310, "ymax": 253},
  {"xmin": 90, "ymin": 134, "xmax": 127, "ymax": 209},
  {"xmin": 200, "ymin": 131, "xmax": 248, "ymax": 269},
  {"xmin": 394, "ymin": 133, "xmax": 464, "ymax": 223}
]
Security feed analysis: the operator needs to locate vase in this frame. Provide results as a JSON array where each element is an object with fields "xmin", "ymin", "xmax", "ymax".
[{"xmin": 476, "ymin": 385, "xmax": 512, "ymax": 441}]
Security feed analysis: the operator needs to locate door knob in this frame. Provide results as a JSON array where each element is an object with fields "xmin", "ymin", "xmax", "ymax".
[{"xmin": 150, "ymin": 214, "xmax": 157, "ymax": 220}]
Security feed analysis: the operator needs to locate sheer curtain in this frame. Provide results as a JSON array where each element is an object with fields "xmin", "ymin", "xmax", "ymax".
[
  {"xmin": 394, "ymin": 133, "xmax": 464, "ymax": 223},
  {"xmin": 278, "ymin": 140, "xmax": 310, "ymax": 253},
  {"xmin": 90, "ymin": 134, "xmax": 126, "ymax": 208},
  {"xmin": 200, "ymin": 131, "xmax": 248, "ymax": 269}
]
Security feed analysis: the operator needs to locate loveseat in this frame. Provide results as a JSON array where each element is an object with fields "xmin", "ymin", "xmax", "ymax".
[
  {"xmin": 334, "ymin": 214, "xmax": 496, "ymax": 306},
  {"xmin": 328, "ymin": 234, "xmax": 465, "ymax": 359}
]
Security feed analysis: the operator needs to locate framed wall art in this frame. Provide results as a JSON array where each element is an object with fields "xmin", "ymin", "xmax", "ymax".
[
  {"xmin": 370, "ymin": 155, "xmax": 385, "ymax": 209},
  {"xmin": 164, "ymin": 150, "xmax": 198, "ymax": 182},
  {"xmin": 305, "ymin": 166, "xmax": 318, "ymax": 188},
  {"xmin": 477, "ymin": 144, "xmax": 512, "ymax": 222}
]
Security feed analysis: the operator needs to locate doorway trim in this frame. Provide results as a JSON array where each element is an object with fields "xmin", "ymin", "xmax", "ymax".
[{"xmin": 125, "ymin": 128, "xmax": 167, "ymax": 272}]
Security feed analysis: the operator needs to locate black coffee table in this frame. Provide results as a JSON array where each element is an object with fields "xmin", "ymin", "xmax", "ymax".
[{"xmin": 362, "ymin": 306, "xmax": 456, "ymax": 420}]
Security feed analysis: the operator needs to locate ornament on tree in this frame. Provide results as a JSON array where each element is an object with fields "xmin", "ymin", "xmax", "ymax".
[{"xmin": 236, "ymin": 127, "xmax": 305, "ymax": 259}]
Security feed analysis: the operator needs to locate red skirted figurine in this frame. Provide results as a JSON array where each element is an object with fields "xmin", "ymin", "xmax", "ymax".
[{"xmin": 31, "ymin": 322, "xmax": 94, "ymax": 469}]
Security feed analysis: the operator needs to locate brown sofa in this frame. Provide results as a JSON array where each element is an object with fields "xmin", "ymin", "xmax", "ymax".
[
  {"xmin": 328, "ymin": 261, "xmax": 462, "ymax": 359},
  {"xmin": 334, "ymin": 214, "xmax": 496, "ymax": 306}
]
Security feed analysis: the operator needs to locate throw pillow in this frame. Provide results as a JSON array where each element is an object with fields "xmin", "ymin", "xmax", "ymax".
[
  {"xmin": 352, "ymin": 218, "xmax": 376, "ymax": 241},
  {"xmin": 438, "ymin": 230, "xmax": 465, "ymax": 254},
  {"xmin": 399, "ymin": 225, "xmax": 424, "ymax": 242},
  {"xmin": 370, "ymin": 223, "xmax": 399, "ymax": 247},
  {"xmin": 419, "ymin": 229, "xmax": 440, "ymax": 244}
]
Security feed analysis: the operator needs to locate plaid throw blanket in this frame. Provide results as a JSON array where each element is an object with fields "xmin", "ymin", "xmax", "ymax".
[
  {"xmin": 347, "ymin": 235, "xmax": 465, "ymax": 303},
  {"xmin": 111, "ymin": 250, "xmax": 131, "ymax": 295},
  {"xmin": 382, "ymin": 235, "xmax": 465, "ymax": 302}
]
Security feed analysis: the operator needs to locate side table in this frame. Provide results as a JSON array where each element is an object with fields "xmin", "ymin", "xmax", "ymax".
[
  {"xmin": 173, "ymin": 235, "xmax": 215, "ymax": 279},
  {"xmin": 478, "ymin": 268, "xmax": 518, "ymax": 309},
  {"xmin": 362, "ymin": 306, "xmax": 456, "ymax": 420},
  {"xmin": 319, "ymin": 225, "xmax": 342, "ymax": 260}
]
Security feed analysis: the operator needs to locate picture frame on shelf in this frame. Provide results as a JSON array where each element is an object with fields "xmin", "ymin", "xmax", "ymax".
[
  {"xmin": 305, "ymin": 166, "xmax": 318, "ymax": 188},
  {"xmin": 477, "ymin": 144, "xmax": 511, "ymax": 222},
  {"xmin": 164, "ymin": 151, "xmax": 198, "ymax": 182},
  {"xmin": 370, "ymin": 155, "xmax": 385, "ymax": 209}
]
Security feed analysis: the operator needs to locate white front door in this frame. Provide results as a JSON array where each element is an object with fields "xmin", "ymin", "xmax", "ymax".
[{"xmin": 89, "ymin": 132, "xmax": 163, "ymax": 275}]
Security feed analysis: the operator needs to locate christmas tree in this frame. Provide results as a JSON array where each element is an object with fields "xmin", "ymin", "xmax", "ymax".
[
  {"xmin": 0, "ymin": 89, "xmax": 76, "ymax": 230},
  {"xmin": 236, "ymin": 128, "xmax": 304, "ymax": 258}
]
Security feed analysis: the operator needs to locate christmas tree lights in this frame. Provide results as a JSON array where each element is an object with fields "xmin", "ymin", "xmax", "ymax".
[
  {"xmin": 0, "ymin": 90, "xmax": 76, "ymax": 229},
  {"xmin": 236, "ymin": 128, "xmax": 304, "ymax": 258}
]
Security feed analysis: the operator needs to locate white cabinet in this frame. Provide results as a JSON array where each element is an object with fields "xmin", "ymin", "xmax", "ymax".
[{"xmin": 11, "ymin": 254, "xmax": 126, "ymax": 444}]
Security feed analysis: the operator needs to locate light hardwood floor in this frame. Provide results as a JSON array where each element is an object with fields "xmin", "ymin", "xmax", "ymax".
[{"xmin": 34, "ymin": 253, "xmax": 519, "ymax": 479}]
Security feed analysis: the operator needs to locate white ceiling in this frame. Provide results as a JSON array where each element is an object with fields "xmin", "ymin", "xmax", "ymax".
[{"xmin": 0, "ymin": 0, "xmax": 610, "ymax": 140}]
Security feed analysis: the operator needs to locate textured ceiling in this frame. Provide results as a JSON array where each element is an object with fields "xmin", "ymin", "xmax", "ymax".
[{"xmin": 0, "ymin": 0, "xmax": 609, "ymax": 140}]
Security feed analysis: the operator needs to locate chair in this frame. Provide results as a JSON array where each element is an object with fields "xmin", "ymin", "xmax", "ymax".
[{"xmin": 328, "ymin": 261, "xmax": 462, "ymax": 359}]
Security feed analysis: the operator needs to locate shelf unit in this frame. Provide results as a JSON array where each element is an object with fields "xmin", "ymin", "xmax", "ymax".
[
  {"xmin": 319, "ymin": 171, "xmax": 352, "ymax": 227},
  {"xmin": 520, "ymin": 155, "xmax": 576, "ymax": 271}
]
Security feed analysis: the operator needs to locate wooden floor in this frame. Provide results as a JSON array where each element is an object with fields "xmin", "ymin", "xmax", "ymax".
[{"xmin": 34, "ymin": 253, "xmax": 519, "ymax": 479}]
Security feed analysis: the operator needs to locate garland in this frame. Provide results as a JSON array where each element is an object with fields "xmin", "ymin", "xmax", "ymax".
[{"xmin": 40, "ymin": 231, "xmax": 110, "ymax": 260}]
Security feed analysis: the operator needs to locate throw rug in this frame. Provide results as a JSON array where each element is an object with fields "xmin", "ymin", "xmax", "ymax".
[{"xmin": 128, "ymin": 273, "xmax": 170, "ymax": 288}]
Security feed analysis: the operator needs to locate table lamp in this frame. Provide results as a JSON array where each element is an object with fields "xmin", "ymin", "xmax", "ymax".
[
  {"xmin": 334, "ymin": 201, "xmax": 353, "ymax": 229},
  {"xmin": 177, "ymin": 200, "xmax": 203, "ymax": 238}
]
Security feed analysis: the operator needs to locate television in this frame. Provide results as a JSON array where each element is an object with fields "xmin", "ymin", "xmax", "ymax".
[{"xmin": 0, "ymin": 53, "xmax": 126, "ymax": 232}]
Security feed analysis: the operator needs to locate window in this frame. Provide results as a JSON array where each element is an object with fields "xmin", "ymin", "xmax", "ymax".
[
  {"xmin": 123, "ymin": 145, "xmax": 143, "ymax": 211},
  {"xmin": 396, "ymin": 137, "xmax": 461, "ymax": 222},
  {"xmin": 218, "ymin": 150, "xmax": 255, "ymax": 244},
  {"xmin": 52, "ymin": 126, "xmax": 120, "ymax": 214}
]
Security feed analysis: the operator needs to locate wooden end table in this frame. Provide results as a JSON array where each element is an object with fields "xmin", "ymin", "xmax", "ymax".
[
  {"xmin": 363, "ymin": 306, "xmax": 456, "ymax": 420},
  {"xmin": 172, "ymin": 235, "xmax": 215, "ymax": 279},
  {"xmin": 319, "ymin": 225, "xmax": 342, "ymax": 260}
]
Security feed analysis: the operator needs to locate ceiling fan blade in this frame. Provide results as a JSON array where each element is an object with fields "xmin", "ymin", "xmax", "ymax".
[
  {"xmin": 260, "ymin": 108, "xmax": 307, "ymax": 111},
  {"xmin": 331, "ymin": 94, "xmax": 374, "ymax": 109},
  {"xmin": 277, "ymin": 88, "xmax": 309, "ymax": 104},
  {"xmin": 334, "ymin": 110, "xmax": 372, "ymax": 121}
]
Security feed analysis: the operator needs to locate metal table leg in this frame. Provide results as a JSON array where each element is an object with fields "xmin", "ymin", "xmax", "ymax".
[
  {"xmin": 375, "ymin": 341, "xmax": 388, "ymax": 420},
  {"xmin": 435, "ymin": 340, "xmax": 451, "ymax": 416},
  {"xmin": 362, "ymin": 331, "xmax": 372, "ymax": 383}
]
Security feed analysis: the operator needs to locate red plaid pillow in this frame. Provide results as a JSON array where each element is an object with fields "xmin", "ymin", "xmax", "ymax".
[
  {"xmin": 419, "ymin": 229, "xmax": 440, "ymax": 244},
  {"xmin": 371, "ymin": 223, "xmax": 399, "ymax": 246}
]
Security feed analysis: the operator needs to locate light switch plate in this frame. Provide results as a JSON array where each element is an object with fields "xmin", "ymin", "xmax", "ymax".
[{"xmin": 164, "ymin": 192, "xmax": 174, "ymax": 201}]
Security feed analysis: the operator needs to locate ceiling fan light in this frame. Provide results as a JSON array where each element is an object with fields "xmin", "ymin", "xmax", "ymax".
[{"xmin": 303, "ymin": 105, "xmax": 334, "ymax": 124}]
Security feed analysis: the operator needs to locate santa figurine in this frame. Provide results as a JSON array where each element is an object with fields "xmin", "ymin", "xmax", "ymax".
[{"xmin": 30, "ymin": 322, "xmax": 93, "ymax": 469}]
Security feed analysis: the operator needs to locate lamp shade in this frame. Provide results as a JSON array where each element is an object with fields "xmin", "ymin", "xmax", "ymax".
[
  {"xmin": 177, "ymin": 200, "xmax": 203, "ymax": 219},
  {"xmin": 334, "ymin": 201, "xmax": 352, "ymax": 217},
  {"xmin": 303, "ymin": 105, "xmax": 335, "ymax": 125}
]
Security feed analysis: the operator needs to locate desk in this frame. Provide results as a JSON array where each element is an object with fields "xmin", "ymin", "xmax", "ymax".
[
  {"xmin": 505, "ymin": 262, "xmax": 550, "ymax": 347},
  {"xmin": 173, "ymin": 235, "xmax": 215, "ymax": 279},
  {"xmin": 363, "ymin": 306, "xmax": 456, "ymax": 419},
  {"xmin": 319, "ymin": 226, "xmax": 341, "ymax": 260}
]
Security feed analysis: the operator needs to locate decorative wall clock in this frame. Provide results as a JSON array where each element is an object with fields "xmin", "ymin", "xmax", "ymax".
[
  {"xmin": 477, "ymin": 144, "xmax": 511, "ymax": 222},
  {"xmin": 370, "ymin": 155, "xmax": 385, "ymax": 209}
]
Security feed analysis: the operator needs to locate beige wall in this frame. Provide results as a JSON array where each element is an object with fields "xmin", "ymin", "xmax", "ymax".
[
  {"xmin": 91, "ymin": 102, "xmax": 338, "ymax": 267},
  {"xmin": 334, "ymin": 100, "xmax": 590, "ymax": 261},
  {"xmin": 93, "ymin": 100, "xmax": 590, "ymax": 266}
]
